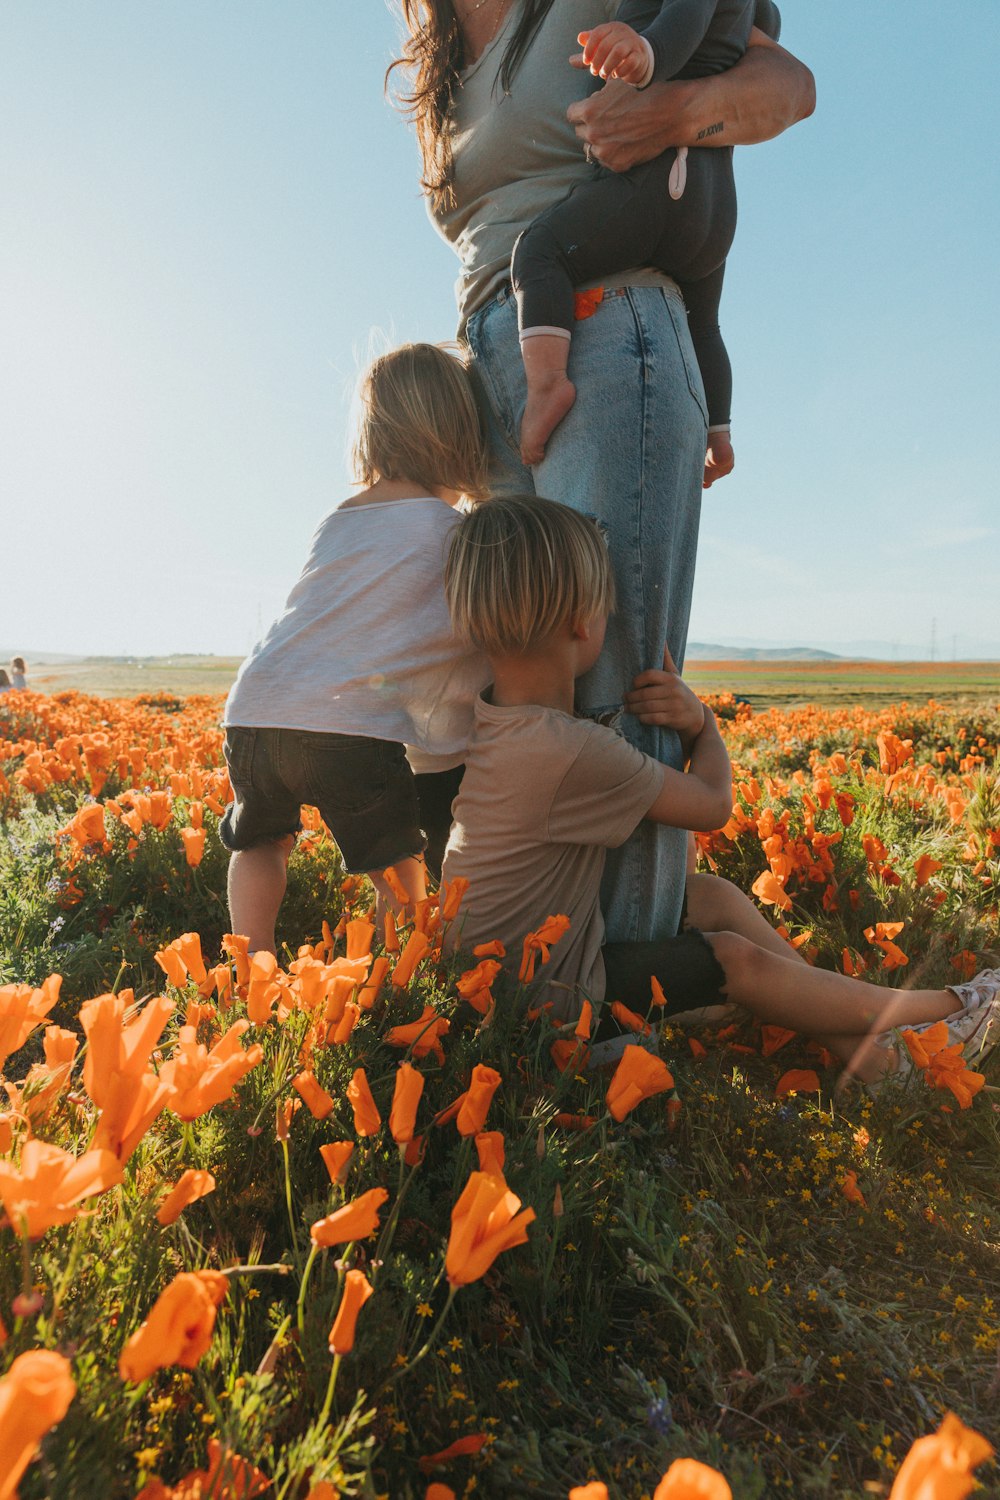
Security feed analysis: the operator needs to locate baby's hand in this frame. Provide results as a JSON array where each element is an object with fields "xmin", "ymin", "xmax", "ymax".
[
  {"xmin": 703, "ymin": 431, "xmax": 735, "ymax": 489},
  {"xmin": 572, "ymin": 24, "xmax": 652, "ymax": 86},
  {"xmin": 624, "ymin": 644, "xmax": 706, "ymax": 751}
]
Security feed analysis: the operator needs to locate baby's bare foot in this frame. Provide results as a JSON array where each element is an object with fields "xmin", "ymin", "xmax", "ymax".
[{"xmin": 520, "ymin": 375, "xmax": 577, "ymax": 466}]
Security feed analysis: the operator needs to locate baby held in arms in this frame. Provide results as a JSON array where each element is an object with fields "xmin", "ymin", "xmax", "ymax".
[{"xmin": 512, "ymin": 0, "xmax": 782, "ymax": 483}]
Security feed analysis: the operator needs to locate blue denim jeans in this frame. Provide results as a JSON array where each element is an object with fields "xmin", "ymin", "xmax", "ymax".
[{"xmin": 464, "ymin": 282, "xmax": 706, "ymax": 943}]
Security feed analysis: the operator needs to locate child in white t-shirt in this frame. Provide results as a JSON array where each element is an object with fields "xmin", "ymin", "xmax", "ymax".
[
  {"xmin": 441, "ymin": 494, "xmax": 999, "ymax": 1089},
  {"xmin": 221, "ymin": 343, "xmax": 490, "ymax": 954}
]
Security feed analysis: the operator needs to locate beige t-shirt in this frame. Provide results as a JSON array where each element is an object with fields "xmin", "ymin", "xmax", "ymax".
[
  {"xmin": 442, "ymin": 694, "xmax": 664, "ymax": 1013},
  {"xmin": 432, "ymin": 0, "xmax": 680, "ymax": 327}
]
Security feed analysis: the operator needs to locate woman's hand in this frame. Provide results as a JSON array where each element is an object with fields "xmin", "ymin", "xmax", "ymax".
[{"xmin": 566, "ymin": 30, "xmax": 815, "ymax": 173}]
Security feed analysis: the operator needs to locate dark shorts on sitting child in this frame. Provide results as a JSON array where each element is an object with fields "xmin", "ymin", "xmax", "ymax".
[{"xmin": 595, "ymin": 896, "xmax": 728, "ymax": 1043}]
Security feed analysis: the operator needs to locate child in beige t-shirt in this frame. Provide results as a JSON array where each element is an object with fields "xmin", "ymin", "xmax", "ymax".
[{"xmin": 441, "ymin": 494, "xmax": 1000, "ymax": 1090}]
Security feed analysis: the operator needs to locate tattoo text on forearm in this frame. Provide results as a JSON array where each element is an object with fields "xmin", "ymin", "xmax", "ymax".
[{"xmin": 696, "ymin": 120, "xmax": 725, "ymax": 140}]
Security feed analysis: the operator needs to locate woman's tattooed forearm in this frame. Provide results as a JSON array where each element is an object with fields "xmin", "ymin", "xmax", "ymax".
[{"xmin": 696, "ymin": 120, "xmax": 725, "ymax": 139}]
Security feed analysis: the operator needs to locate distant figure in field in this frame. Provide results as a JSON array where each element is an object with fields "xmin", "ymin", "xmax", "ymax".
[
  {"xmin": 9, "ymin": 657, "xmax": 27, "ymax": 690},
  {"xmin": 0, "ymin": 670, "xmax": 11, "ymax": 694}
]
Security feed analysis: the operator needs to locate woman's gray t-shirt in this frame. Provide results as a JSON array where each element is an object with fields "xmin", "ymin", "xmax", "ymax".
[{"xmin": 432, "ymin": 0, "xmax": 679, "ymax": 327}]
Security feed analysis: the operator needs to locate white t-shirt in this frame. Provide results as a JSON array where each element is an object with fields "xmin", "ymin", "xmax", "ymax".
[
  {"xmin": 223, "ymin": 498, "xmax": 489, "ymax": 772},
  {"xmin": 442, "ymin": 694, "xmax": 664, "ymax": 1010}
]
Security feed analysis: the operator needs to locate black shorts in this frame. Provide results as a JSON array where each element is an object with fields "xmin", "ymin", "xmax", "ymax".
[
  {"xmin": 596, "ymin": 917, "xmax": 726, "ymax": 1041},
  {"xmin": 219, "ymin": 726, "xmax": 461, "ymax": 877}
]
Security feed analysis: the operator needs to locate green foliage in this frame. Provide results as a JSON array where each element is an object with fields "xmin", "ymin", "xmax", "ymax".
[{"xmin": 1, "ymin": 693, "xmax": 998, "ymax": 1499}]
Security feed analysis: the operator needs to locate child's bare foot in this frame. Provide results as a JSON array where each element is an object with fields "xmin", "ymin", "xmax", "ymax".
[{"xmin": 520, "ymin": 374, "xmax": 576, "ymax": 466}]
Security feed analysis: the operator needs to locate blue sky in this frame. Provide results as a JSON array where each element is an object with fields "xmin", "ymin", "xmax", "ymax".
[{"xmin": 1, "ymin": 1, "xmax": 998, "ymax": 661}]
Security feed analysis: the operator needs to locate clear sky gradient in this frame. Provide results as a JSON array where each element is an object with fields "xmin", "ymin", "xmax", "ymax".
[{"xmin": 2, "ymin": 2, "xmax": 998, "ymax": 661}]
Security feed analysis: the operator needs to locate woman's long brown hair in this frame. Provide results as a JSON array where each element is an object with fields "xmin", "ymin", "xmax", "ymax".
[{"xmin": 388, "ymin": 0, "xmax": 557, "ymax": 212}]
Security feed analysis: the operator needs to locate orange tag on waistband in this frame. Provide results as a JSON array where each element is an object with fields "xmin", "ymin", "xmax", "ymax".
[{"xmin": 573, "ymin": 287, "xmax": 604, "ymax": 321}]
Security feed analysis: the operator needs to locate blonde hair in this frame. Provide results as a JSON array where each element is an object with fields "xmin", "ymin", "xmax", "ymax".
[
  {"xmin": 351, "ymin": 342, "xmax": 489, "ymax": 500},
  {"xmin": 444, "ymin": 493, "xmax": 615, "ymax": 656}
]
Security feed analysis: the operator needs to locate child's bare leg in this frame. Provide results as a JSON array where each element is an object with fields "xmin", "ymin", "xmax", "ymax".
[
  {"xmin": 227, "ymin": 834, "xmax": 295, "ymax": 956},
  {"xmin": 520, "ymin": 332, "xmax": 576, "ymax": 466},
  {"xmin": 685, "ymin": 873, "xmax": 809, "ymax": 964},
  {"xmin": 706, "ymin": 930, "xmax": 959, "ymax": 1037}
]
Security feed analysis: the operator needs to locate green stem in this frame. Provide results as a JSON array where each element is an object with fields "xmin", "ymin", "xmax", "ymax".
[
  {"xmin": 318, "ymin": 1353, "xmax": 342, "ymax": 1427},
  {"xmin": 385, "ymin": 1285, "xmax": 458, "ymax": 1390},
  {"xmin": 280, "ymin": 1137, "xmax": 302, "ymax": 1275},
  {"xmin": 296, "ymin": 1243, "xmax": 320, "ymax": 1340},
  {"xmin": 52, "ymin": 1213, "xmax": 87, "ymax": 1314}
]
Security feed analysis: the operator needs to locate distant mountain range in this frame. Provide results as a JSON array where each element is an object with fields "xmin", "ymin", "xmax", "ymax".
[{"xmin": 686, "ymin": 643, "xmax": 842, "ymax": 662}]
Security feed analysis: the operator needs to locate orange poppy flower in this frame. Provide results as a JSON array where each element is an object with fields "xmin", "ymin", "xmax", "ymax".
[
  {"xmin": 328, "ymin": 1267, "xmax": 374, "ymax": 1355},
  {"xmin": 276, "ymin": 1097, "xmax": 302, "ymax": 1142},
  {"xmin": 750, "ymin": 870, "xmax": 792, "ymax": 912},
  {"xmin": 553, "ymin": 1113, "xmax": 596, "ymax": 1131},
  {"xmin": 345, "ymin": 918, "xmax": 375, "ymax": 961},
  {"xmin": 156, "ymin": 1169, "xmax": 216, "ymax": 1226},
  {"xmin": 180, "ymin": 826, "xmax": 206, "ymax": 866},
  {"xmin": 389, "ymin": 1062, "xmax": 425, "ymax": 1145},
  {"xmin": 118, "ymin": 1269, "xmax": 228, "ymax": 1383},
  {"xmin": 457, "ymin": 960, "xmax": 502, "ymax": 1000},
  {"xmin": 222, "ymin": 933, "xmax": 252, "ymax": 987},
  {"xmin": 310, "ymin": 1187, "xmax": 389, "ymax": 1248},
  {"xmin": 419, "ymin": 1434, "xmax": 489, "ymax": 1473},
  {"xmin": 79, "ymin": 993, "xmax": 175, "ymax": 1162},
  {"xmin": 391, "ymin": 930, "xmax": 432, "ymax": 989},
  {"xmin": 840, "ymin": 1170, "xmax": 867, "ymax": 1209},
  {"xmin": 0, "ymin": 1349, "xmax": 76, "ymax": 1500},
  {"xmin": 570, "ymin": 1487, "xmax": 609, "ymax": 1500},
  {"xmin": 550, "ymin": 1039, "xmax": 589, "ymax": 1074},
  {"xmin": 357, "ymin": 955, "xmax": 390, "ymax": 1010},
  {"xmin": 913, "ymin": 854, "xmax": 944, "ymax": 886},
  {"xmin": 425, "ymin": 1488, "xmax": 456, "ymax": 1500},
  {"xmin": 456, "ymin": 1065, "xmax": 502, "ymax": 1138},
  {"xmin": 888, "ymin": 1411, "xmax": 993, "ymax": 1500},
  {"xmin": 346, "ymin": 1068, "xmax": 381, "ymax": 1137},
  {"xmin": 134, "ymin": 1440, "xmax": 269, "ymax": 1500},
  {"xmin": 12, "ymin": 1026, "xmax": 78, "ymax": 1126},
  {"xmin": 473, "ymin": 940, "xmax": 506, "ymax": 959},
  {"xmin": 319, "ymin": 1142, "xmax": 354, "ymax": 1187},
  {"xmin": 160, "ymin": 1023, "xmax": 265, "ymax": 1121},
  {"xmin": 0, "ymin": 975, "xmax": 62, "ymax": 1074},
  {"xmin": 610, "ymin": 1001, "xmax": 651, "ymax": 1037},
  {"xmin": 519, "ymin": 915, "xmax": 571, "ymax": 983},
  {"xmin": 864, "ymin": 921, "xmax": 909, "ymax": 971},
  {"xmin": 246, "ymin": 951, "xmax": 282, "ymax": 1024},
  {"xmin": 653, "ymin": 1458, "xmax": 732, "ymax": 1498},
  {"xmin": 650, "ymin": 976, "xmax": 668, "ymax": 1008},
  {"xmin": 475, "ymin": 1131, "xmax": 505, "ymax": 1176},
  {"xmin": 382, "ymin": 865, "xmax": 410, "ymax": 905},
  {"xmin": 605, "ymin": 1047, "xmax": 674, "ymax": 1122},
  {"xmin": 323, "ymin": 975, "xmax": 361, "ymax": 1028},
  {"xmin": 774, "ymin": 1069, "xmax": 821, "ymax": 1097},
  {"xmin": 445, "ymin": 1171, "xmax": 535, "ymax": 1286},
  {"xmin": 293, "ymin": 1070, "xmax": 336, "ymax": 1120},
  {"xmin": 900, "ymin": 1024, "xmax": 987, "ymax": 1110},
  {"xmin": 439, "ymin": 876, "xmax": 470, "ymax": 922},
  {"xmin": 760, "ymin": 1025, "xmax": 796, "ymax": 1057},
  {"xmin": 0, "ymin": 1140, "xmax": 124, "ymax": 1239},
  {"xmin": 385, "ymin": 1006, "xmax": 451, "ymax": 1065}
]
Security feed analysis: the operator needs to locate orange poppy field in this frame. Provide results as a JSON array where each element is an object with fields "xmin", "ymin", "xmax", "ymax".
[{"xmin": 0, "ymin": 687, "xmax": 997, "ymax": 1498}]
